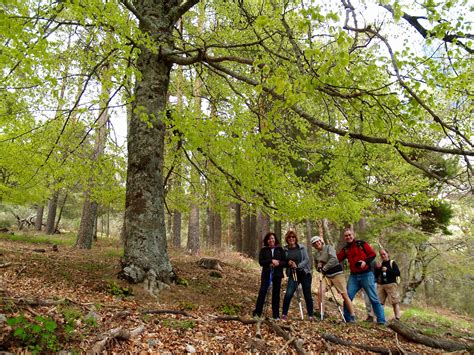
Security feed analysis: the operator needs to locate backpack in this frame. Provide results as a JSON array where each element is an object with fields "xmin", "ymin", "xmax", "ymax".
[
  {"xmin": 390, "ymin": 260, "xmax": 401, "ymax": 284},
  {"xmin": 343, "ymin": 240, "xmax": 376, "ymax": 272}
]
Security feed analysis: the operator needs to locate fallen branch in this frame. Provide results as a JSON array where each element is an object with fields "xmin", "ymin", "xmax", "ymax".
[
  {"xmin": 264, "ymin": 319, "xmax": 306, "ymax": 355},
  {"xmin": 91, "ymin": 325, "xmax": 145, "ymax": 353},
  {"xmin": 255, "ymin": 318, "xmax": 262, "ymax": 338},
  {"xmin": 388, "ymin": 319, "xmax": 470, "ymax": 352},
  {"xmin": 141, "ymin": 309, "xmax": 193, "ymax": 317},
  {"xmin": 1, "ymin": 297, "xmax": 67, "ymax": 306},
  {"xmin": 215, "ymin": 315, "xmax": 257, "ymax": 324},
  {"xmin": 322, "ymin": 333, "xmax": 399, "ymax": 354},
  {"xmin": 0, "ymin": 262, "xmax": 12, "ymax": 268}
]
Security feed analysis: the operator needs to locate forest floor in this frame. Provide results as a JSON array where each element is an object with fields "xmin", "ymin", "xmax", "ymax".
[{"xmin": 0, "ymin": 234, "xmax": 473, "ymax": 353}]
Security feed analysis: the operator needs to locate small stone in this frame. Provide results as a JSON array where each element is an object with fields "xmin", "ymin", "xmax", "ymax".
[{"xmin": 185, "ymin": 344, "xmax": 196, "ymax": 353}]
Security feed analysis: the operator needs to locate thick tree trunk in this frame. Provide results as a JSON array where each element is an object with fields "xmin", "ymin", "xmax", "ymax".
[
  {"xmin": 187, "ymin": 204, "xmax": 200, "ymax": 254},
  {"xmin": 234, "ymin": 203, "xmax": 243, "ymax": 252},
  {"xmin": 120, "ymin": 22, "xmax": 176, "ymax": 287},
  {"xmin": 172, "ymin": 210, "xmax": 182, "ymax": 248},
  {"xmin": 35, "ymin": 205, "xmax": 44, "ymax": 231},
  {"xmin": 46, "ymin": 191, "xmax": 59, "ymax": 235}
]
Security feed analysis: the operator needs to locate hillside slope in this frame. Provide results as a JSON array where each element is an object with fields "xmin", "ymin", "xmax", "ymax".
[{"xmin": 0, "ymin": 236, "xmax": 472, "ymax": 353}]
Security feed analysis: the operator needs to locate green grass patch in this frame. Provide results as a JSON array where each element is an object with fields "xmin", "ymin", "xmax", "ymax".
[
  {"xmin": 218, "ymin": 303, "xmax": 242, "ymax": 316},
  {"xmin": 103, "ymin": 248, "xmax": 124, "ymax": 258},
  {"xmin": 0, "ymin": 232, "xmax": 76, "ymax": 246},
  {"xmin": 402, "ymin": 306, "xmax": 473, "ymax": 337}
]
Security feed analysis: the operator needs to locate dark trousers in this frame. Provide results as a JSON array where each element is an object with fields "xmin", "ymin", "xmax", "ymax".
[
  {"xmin": 253, "ymin": 274, "xmax": 283, "ymax": 319},
  {"xmin": 282, "ymin": 271, "xmax": 314, "ymax": 317}
]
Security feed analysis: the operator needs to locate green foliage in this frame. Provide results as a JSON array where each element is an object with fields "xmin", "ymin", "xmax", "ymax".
[
  {"xmin": 209, "ymin": 271, "xmax": 222, "ymax": 278},
  {"xmin": 106, "ymin": 281, "xmax": 133, "ymax": 297},
  {"xmin": 176, "ymin": 277, "xmax": 189, "ymax": 286},
  {"xmin": 0, "ymin": 232, "xmax": 76, "ymax": 246},
  {"xmin": 179, "ymin": 301, "xmax": 198, "ymax": 311},
  {"xmin": 161, "ymin": 319, "xmax": 195, "ymax": 330},
  {"xmin": 7, "ymin": 315, "xmax": 60, "ymax": 353},
  {"xmin": 420, "ymin": 200, "xmax": 454, "ymax": 234},
  {"xmin": 218, "ymin": 303, "xmax": 242, "ymax": 316},
  {"xmin": 58, "ymin": 306, "xmax": 81, "ymax": 336}
]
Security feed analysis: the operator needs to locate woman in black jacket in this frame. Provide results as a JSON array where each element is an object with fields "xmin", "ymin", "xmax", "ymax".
[{"xmin": 253, "ymin": 232, "xmax": 286, "ymax": 319}]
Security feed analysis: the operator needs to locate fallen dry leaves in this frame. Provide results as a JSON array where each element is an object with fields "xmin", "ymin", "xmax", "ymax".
[{"xmin": 0, "ymin": 237, "xmax": 471, "ymax": 353}]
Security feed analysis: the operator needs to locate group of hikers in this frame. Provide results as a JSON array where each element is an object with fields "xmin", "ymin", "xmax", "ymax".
[{"xmin": 252, "ymin": 228, "xmax": 401, "ymax": 325}]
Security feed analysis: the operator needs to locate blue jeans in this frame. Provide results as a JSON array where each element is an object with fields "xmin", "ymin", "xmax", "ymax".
[
  {"xmin": 346, "ymin": 272, "xmax": 385, "ymax": 323},
  {"xmin": 282, "ymin": 271, "xmax": 314, "ymax": 317}
]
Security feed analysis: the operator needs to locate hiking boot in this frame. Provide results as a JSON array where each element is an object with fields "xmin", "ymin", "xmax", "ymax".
[
  {"xmin": 377, "ymin": 321, "xmax": 387, "ymax": 326},
  {"xmin": 365, "ymin": 315, "xmax": 374, "ymax": 322},
  {"xmin": 308, "ymin": 316, "xmax": 314, "ymax": 321},
  {"xmin": 281, "ymin": 315, "xmax": 288, "ymax": 321},
  {"xmin": 347, "ymin": 315, "xmax": 356, "ymax": 323}
]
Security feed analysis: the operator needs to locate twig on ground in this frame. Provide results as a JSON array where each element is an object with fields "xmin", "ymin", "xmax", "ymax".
[{"xmin": 91, "ymin": 325, "xmax": 145, "ymax": 353}]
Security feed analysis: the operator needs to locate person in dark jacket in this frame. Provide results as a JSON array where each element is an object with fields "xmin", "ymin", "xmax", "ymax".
[
  {"xmin": 337, "ymin": 228, "xmax": 386, "ymax": 324},
  {"xmin": 281, "ymin": 230, "xmax": 314, "ymax": 320},
  {"xmin": 253, "ymin": 232, "xmax": 286, "ymax": 319},
  {"xmin": 374, "ymin": 249, "xmax": 401, "ymax": 320}
]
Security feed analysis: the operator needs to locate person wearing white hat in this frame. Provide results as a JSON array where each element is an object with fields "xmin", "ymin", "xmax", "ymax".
[{"xmin": 311, "ymin": 236, "xmax": 355, "ymax": 322}]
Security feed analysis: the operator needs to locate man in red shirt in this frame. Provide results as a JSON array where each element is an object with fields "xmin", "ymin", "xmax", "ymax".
[{"xmin": 337, "ymin": 228, "xmax": 386, "ymax": 325}]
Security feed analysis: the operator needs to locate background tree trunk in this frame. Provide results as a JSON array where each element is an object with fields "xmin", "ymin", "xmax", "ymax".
[
  {"xmin": 46, "ymin": 191, "xmax": 59, "ymax": 235},
  {"xmin": 35, "ymin": 205, "xmax": 44, "ymax": 231},
  {"xmin": 187, "ymin": 204, "xmax": 200, "ymax": 254},
  {"xmin": 234, "ymin": 203, "xmax": 243, "ymax": 252},
  {"xmin": 172, "ymin": 210, "xmax": 182, "ymax": 248}
]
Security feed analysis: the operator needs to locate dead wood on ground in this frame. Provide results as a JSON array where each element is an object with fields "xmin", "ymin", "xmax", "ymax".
[
  {"xmin": 91, "ymin": 325, "xmax": 145, "ymax": 353},
  {"xmin": 388, "ymin": 319, "xmax": 470, "ymax": 352},
  {"xmin": 322, "ymin": 333, "xmax": 400, "ymax": 354}
]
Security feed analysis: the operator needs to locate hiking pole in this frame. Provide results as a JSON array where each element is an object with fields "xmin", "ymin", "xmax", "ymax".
[
  {"xmin": 292, "ymin": 268, "xmax": 304, "ymax": 320},
  {"xmin": 324, "ymin": 276, "xmax": 346, "ymax": 323},
  {"xmin": 319, "ymin": 272, "xmax": 324, "ymax": 320},
  {"xmin": 262, "ymin": 267, "xmax": 274, "ymax": 318}
]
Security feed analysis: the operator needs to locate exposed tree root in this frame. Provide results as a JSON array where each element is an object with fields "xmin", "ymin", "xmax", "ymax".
[
  {"xmin": 91, "ymin": 325, "xmax": 145, "ymax": 353},
  {"xmin": 322, "ymin": 333, "xmax": 400, "ymax": 354},
  {"xmin": 388, "ymin": 319, "xmax": 470, "ymax": 352}
]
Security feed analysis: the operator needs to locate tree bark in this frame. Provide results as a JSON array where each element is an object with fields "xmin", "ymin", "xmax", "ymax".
[
  {"xmin": 121, "ymin": 1, "xmax": 193, "ymax": 285},
  {"xmin": 55, "ymin": 191, "xmax": 68, "ymax": 234},
  {"xmin": 214, "ymin": 211, "xmax": 222, "ymax": 248},
  {"xmin": 249, "ymin": 213, "xmax": 257, "ymax": 259},
  {"xmin": 77, "ymin": 66, "xmax": 109, "ymax": 248},
  {"xmin": 46, "ymin": 191, "xmax": 59, "ymax": 235},
  {"xmin": 388, "ymin": 320, "xmax": 469, "ymax": 352},
  {"xmin": 172, "ymin": 210, "xmax": 182, "ymax": 248},
  {"xmin": 34, "ymin": 205, "xmax": 44, "ymax": 231},
  {"xmin": 243, "ymin": 213, "xmax": 251, "ymax": 257},
  {"xmin": 187, "ymin": 204, "xmax": 200, "ymax": 254},
  {"xmin": 234, "ymin": 203, "xmax": 243, "ymax": 252},
  {"xmin": 305, "ymin": 219, "xmax": 313, "ymax": 268},
  {"xmin": 274, "ymin": 220, "xmax": 282, "ymax": 243}
]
